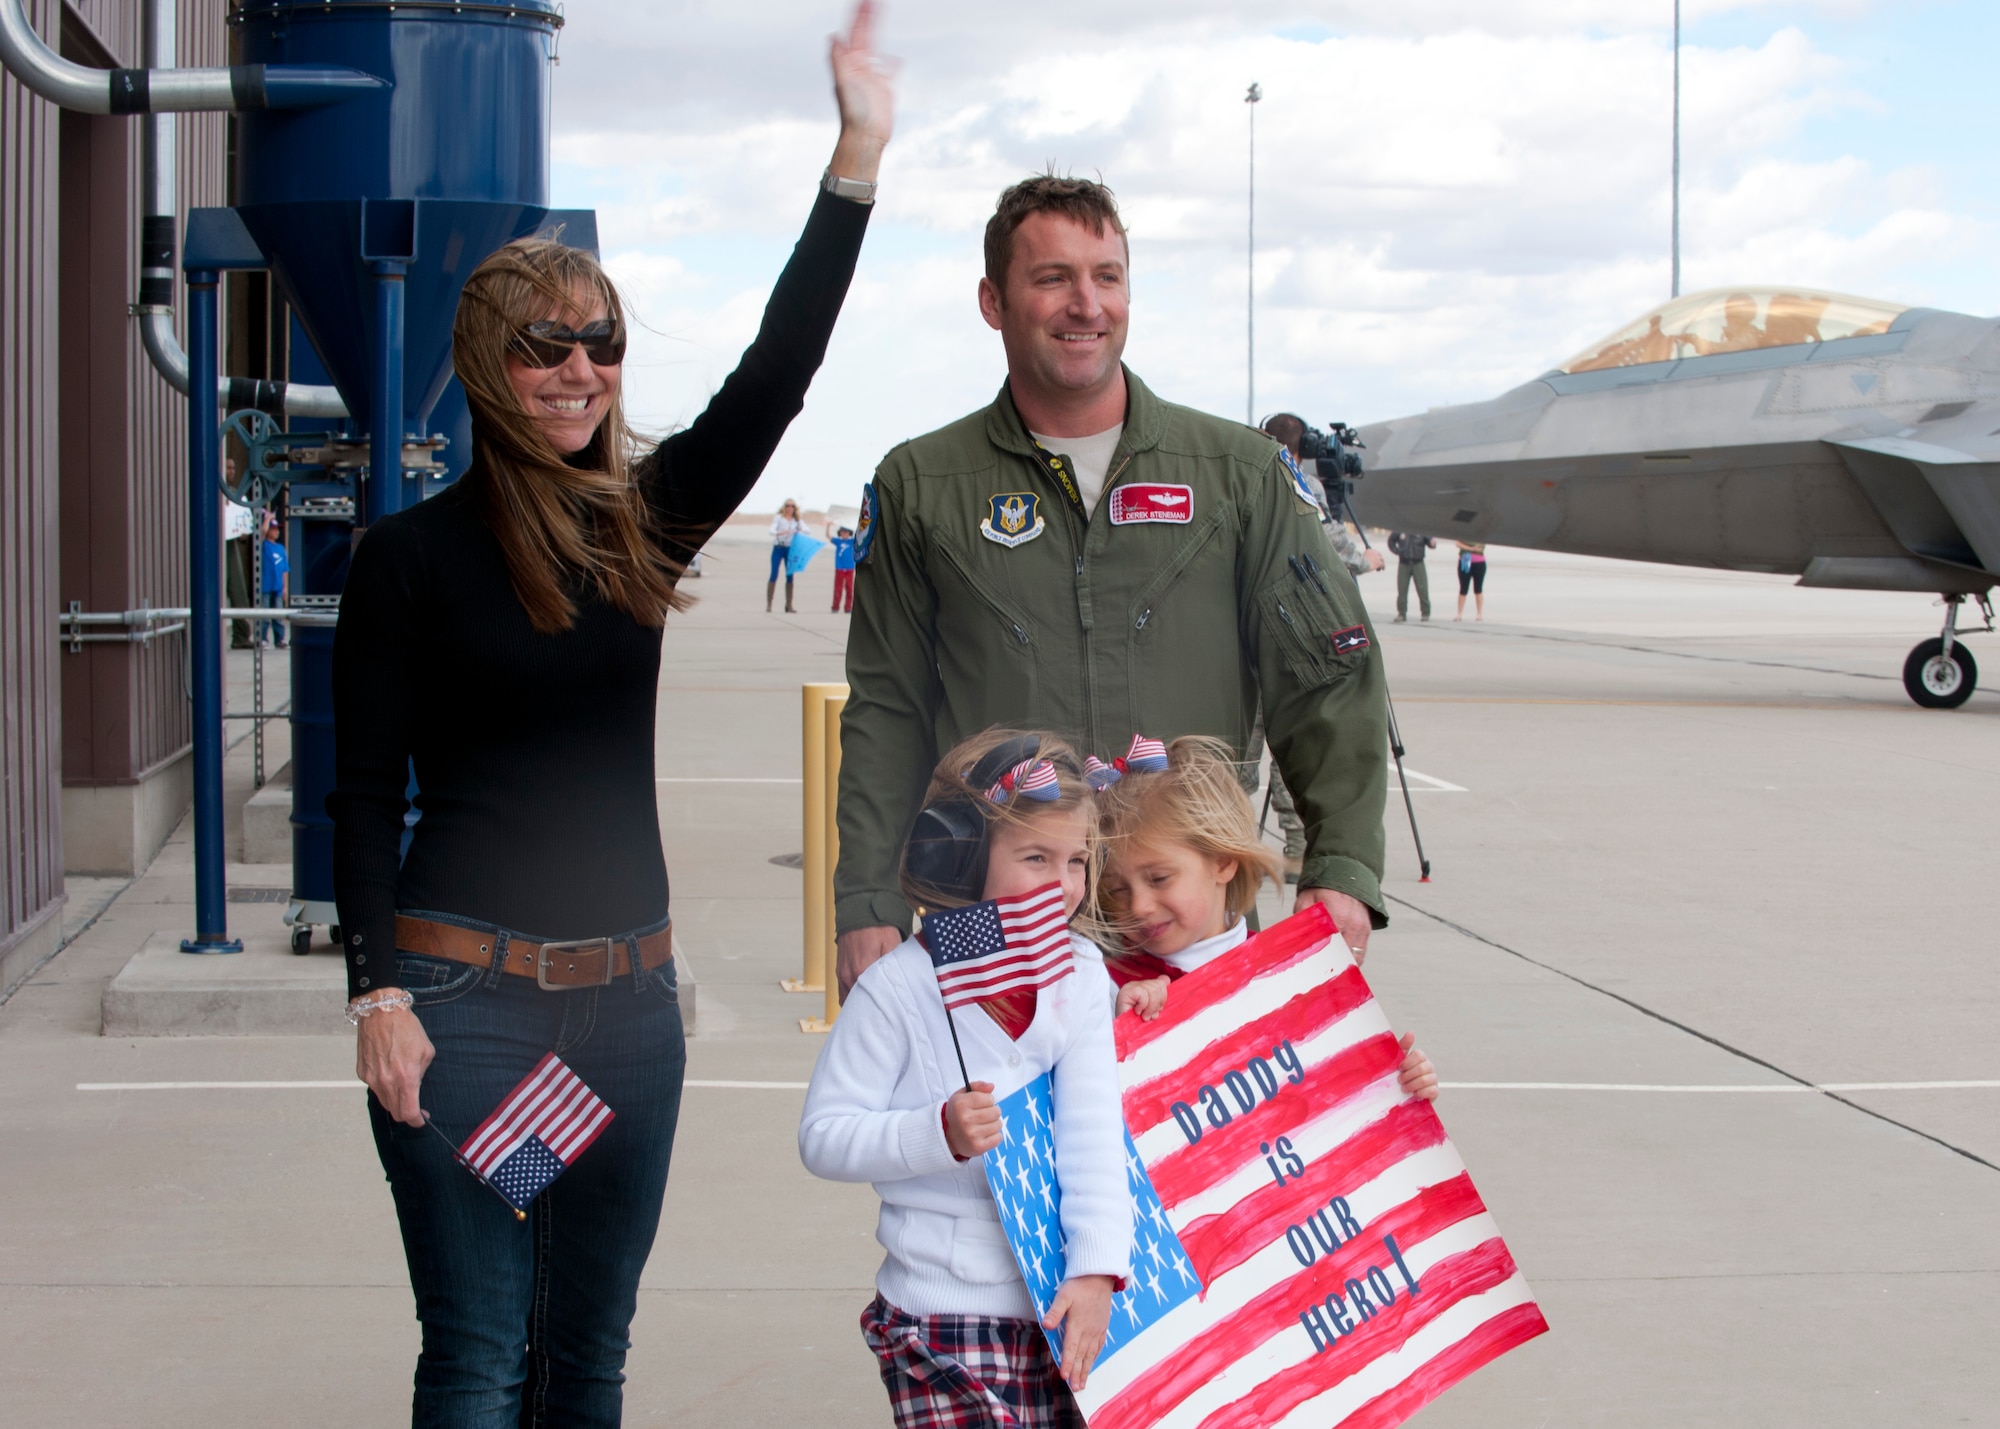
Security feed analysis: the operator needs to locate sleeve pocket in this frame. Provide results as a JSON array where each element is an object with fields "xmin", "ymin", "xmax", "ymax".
[{"xmin": 1259, "ymin": 579, "xmax": 1370, "ymax": 691}]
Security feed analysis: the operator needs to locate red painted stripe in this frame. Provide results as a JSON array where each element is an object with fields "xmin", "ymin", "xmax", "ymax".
[
  {"xmin": 1334, "ymin": 1301, "xmax": 1549, "ymax": 1429},
  {"xmin": 1088, "ymin": 1185, "xmax": 1494, "ymax": 1429},
  {"xmin": 1179, "ymin": 1100, "xmax": 1453, "ymax": 1283},
  {"xmin": 1122, "ymin": 967, "xmax": 1373, "ymax": 1132},
  {"xmin": 1147, "ymin": 1032, "xmax": 1405, "ymax": 1208},
  {"xmin": 1116, "ymin": 904, "xmax": 1338, "ymax": 1060},
  {"xmin": 1191, "ymin": 1237, "xmax": 1520, "ymax": 1429}
]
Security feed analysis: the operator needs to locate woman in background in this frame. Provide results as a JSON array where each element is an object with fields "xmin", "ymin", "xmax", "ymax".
[
  {"xmin": 770, "ymin": 497, "xmax": 804, "ymax": 611},
  {"xmin": 1456, "ymin": 540, "xmax": 1488, "ymax": 621}
]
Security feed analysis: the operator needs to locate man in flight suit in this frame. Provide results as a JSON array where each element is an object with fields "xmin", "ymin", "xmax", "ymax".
[{"xmin": 833, "ymin": 176, "xmax": 1389, "ymax": 993}]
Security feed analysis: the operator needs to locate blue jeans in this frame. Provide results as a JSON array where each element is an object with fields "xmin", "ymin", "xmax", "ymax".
[
  {"xmin": 768, "ymin": 542, "xmax": 792, "ymax": 583},
  {"xmin": 369, "ymin": 924, "xmax": 686, "ymax": 1428}
]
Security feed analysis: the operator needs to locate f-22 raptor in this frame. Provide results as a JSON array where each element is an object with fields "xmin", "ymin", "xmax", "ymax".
[{"xmin": 1350, "ymin": 286, "xmax": 1999, "ymax": 708}]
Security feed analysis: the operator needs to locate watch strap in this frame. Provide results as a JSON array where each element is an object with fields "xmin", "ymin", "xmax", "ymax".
[{"xmin": 822, "ymin": 168, "xmax": 877, "ymax": 205}]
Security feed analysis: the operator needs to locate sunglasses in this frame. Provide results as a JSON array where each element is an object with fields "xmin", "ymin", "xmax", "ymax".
[{"xmin": 510, "ymin": 318, "xmax": 627, "ymax": 369}]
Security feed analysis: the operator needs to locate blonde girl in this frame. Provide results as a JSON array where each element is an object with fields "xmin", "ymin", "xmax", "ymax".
[{"xmin": 1095, "ymin": 736, "xmax": 1438, "ymax": 1099}]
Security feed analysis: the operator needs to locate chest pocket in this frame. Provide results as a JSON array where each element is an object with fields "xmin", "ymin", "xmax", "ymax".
[{"xmin": 1259, "ymin": 568, "xmax": 1371, "ymax": 690}]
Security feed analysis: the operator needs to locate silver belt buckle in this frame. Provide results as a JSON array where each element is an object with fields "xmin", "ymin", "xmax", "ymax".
[{"xmin": 537, "ymin": 937, "xmax": 616, "ymax": 990}]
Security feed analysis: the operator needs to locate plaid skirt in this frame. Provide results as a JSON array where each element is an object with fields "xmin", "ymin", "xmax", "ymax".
[{"xmin": 861, "ymin": 1294, "xmax": 1085, "ymax": 1429}]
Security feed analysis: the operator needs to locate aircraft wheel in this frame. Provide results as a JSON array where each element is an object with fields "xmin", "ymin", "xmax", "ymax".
[{"xmin": 1903, "ymin": 638, "xmax": 1977, "ymax": 709}]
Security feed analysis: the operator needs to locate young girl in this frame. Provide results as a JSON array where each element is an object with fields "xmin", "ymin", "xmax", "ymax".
[
  {"xmin": 799, "ymin": 729, "xmax": 1130, "ymax": 1426},
  {"xmin": 1095, "ymin": 735, "xmax": 1440, "ymax": 1101}
]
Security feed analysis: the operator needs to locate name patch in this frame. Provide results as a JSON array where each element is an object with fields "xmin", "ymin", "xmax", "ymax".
[
  {"xmin": 1108, "ymin": 483, "xmax": 1194, "ymax": 525},
  {"xmin": 981, "ymin": 491, "xmax": 1046, "ymax": 548},
  {"xmin": 1330, "ymin": 625, "xmax": 1370, "ymax": 655}
]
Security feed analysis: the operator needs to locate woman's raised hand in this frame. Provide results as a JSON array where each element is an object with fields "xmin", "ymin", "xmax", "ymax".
[{"xmin": 828, "ymin": 0, "xmax": 895, "ymax": 182}]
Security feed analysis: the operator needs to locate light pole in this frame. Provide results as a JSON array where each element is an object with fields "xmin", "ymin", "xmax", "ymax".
[
  {"xmin": 1246, "ymin": 81, "xmax": 1261, "ymax": 424},
  {"xmin": 1671, "ymin": 0, "xmax": 1681, "ymax": 297}
]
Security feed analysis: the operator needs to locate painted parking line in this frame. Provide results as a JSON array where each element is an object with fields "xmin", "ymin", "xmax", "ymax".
[
  {"xmin": 79, "ymin": 1079, "xmax": 1990, "ymax": 1094},
  {"xmin": 656, "ymin": 777, "xmax": 802, "ymax": 784},
  {"xmin": 1442, "ymin": 1081, "xmax": 2000, "ymax": 1093},
  {"xmin": 76, "ymin": 1079, "xmax": 810, "ymax": 1092},
  {"xmin": 1395, "ymin": 767, "xmax": 1467, "ymax": 792}
]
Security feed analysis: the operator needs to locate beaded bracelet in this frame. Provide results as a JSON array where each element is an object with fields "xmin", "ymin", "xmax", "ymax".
[{"xmin": 344, "ymin": 988, "xmax": 414, "ymax": 1025}]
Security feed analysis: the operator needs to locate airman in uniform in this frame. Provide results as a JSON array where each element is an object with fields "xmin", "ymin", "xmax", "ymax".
[{"xmin": 833, "ymin": 176, "xmax": 1390, "ymax": 992}]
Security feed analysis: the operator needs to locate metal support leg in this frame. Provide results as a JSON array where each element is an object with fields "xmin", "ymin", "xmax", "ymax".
[
  {"xmin": 183, "ymin": 268, "xmax": 241, "ymax": 954},
  {"xmin": 1940, "ymin": 595, "xmax": 1962, "ymax": 661},
  {"xmin": 366, "ymin": 259, "xmax": 407, "ymax": 524}
]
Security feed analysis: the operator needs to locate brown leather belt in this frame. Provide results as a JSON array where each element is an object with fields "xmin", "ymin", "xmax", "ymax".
[{"xmin": 395, "ymin": 914, "xmax": 672, "ymax": 989}]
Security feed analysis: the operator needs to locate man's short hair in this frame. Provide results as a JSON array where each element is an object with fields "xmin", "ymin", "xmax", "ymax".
[
  {"xmin": 984, "ymin": 175, "xmax": 1128, "ymax": 295},
  {"xmin": 1261, "ymin": 412, "xmax": 1307, "ymax": 456}
]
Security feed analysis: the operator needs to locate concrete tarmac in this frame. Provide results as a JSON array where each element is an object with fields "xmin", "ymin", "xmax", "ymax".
[{"xmin": 1, "ymin": 530, "xmax": 1994, "ymax": 1426}]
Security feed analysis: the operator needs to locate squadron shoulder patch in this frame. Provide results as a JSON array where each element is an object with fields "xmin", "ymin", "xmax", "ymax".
[
  {"xmin": 1330, "ymin": 624, "xmax": 1371, "ymax": 656},
  {"xmin": 854, "ymin": 481, "xmax": 879, "ymax": 564},
  {"xmin": 1107, "ymin": 483, "xmax": 1194, "ymax": 525},
  {"xmin": 1279, "ymin": 448, "xmax": 1330, "ymax": 517},
  {"xmin": 980, "ymin": 491, "xmax": 1045, "ymax": 548}
]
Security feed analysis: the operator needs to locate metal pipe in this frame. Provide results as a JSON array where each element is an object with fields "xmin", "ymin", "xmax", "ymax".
[
  {"xmin": 133, "ymin": 0, "xmax": 348, "ymax": 421},
  {"xmin": 182, "ymin": 267, "xmax": 240, "ymax": 954},
  {"xmin": 367, "ymin": 261, "xmax": 408, "ymax": 521},
  {"xmin": 0, "ymin": 0, "xmax": 382, "ymax": 113}
]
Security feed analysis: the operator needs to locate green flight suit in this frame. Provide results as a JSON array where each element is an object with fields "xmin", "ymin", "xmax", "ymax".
[{"xmin": 834, "ymin": 368, "xmax": 1389, "ymax": 937}]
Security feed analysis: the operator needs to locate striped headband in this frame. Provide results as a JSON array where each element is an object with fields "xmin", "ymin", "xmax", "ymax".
[
  {"xmin": 1084, "ymin": 734, "xmax": 1170, "ymax": 790},
  {"xmin": 984, "ymin": 758, "xmax": 1062, "ymax": 804}
]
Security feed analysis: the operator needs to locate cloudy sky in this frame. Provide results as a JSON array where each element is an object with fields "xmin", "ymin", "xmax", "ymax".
[{"xmin": 547, "ymin": 0, "xmax": 1998, "ymax": 513}]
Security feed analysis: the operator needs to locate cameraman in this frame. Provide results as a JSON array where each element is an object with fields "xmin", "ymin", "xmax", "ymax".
[
  {"xmin": 1247, "ymin": 414, "xmax": 1381, "ymax": 882},
  {"xmin": 1261, "ymin": 413, "xmax": 1382, "ymax": 577}
]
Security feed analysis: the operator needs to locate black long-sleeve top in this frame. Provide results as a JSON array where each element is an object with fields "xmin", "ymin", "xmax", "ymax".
[{"xmin": 330, "ymin": 190, "xmax": 870, "ymax": 999}]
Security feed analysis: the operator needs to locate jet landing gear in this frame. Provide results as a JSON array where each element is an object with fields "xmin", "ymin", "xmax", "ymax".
[{"xmin": 1902, "ymin": 594, "xmax": 1993, "ymax": 709}]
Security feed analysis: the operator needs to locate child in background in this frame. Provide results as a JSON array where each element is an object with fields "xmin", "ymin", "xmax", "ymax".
[
  {"xmin": 800, "ymin": 729, "xmax": 1130, "ymax": 1425},
  {"xmin": 829, "ymin": 523, "xmax": 857, "ymax": 613},
  {"xmin": 258, "ymin": 509, "xmax": 289, "ymax": 649},
  {"xmin": 1095, "ymin": 735, "xmax": 1439, "ymax": 1101}
]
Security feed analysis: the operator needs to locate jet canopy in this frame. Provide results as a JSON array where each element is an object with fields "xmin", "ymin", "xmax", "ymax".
[{"xmin": 1560, "ymin": 286, "xmax": 1909, "ymax": 374}]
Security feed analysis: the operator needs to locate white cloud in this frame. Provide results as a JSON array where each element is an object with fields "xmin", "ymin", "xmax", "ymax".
[{"xmin": 547, "ymin": 2, "xmax": 1980, "ymax": 513}]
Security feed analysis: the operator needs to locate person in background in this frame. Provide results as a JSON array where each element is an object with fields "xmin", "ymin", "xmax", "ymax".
[
  {"xmin": 1389, "ymin": 530, "xmax": 1435, "ymax": 623},
  {"xmin": 258, "ymin": 509, "xmax": 289, "ymax": 648},
  {"xmin": 828, "ymin": 523, "xmax": 857, "ymax": 613},
  {"xmin": 1455, "ymin": 540, "xmax": 1488, "ymax": 621},
  {"xmin": 224, "ymin": 466, "xmax": 255, "ymax": 649},
  {"xmin": 769, "ymin": 498, "xmax": 804, "ymax": 611}
]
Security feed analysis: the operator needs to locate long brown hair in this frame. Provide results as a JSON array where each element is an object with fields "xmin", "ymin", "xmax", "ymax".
[{"xmin": 452, "ymin": 237, "xmax": 688, "ymax": 634}]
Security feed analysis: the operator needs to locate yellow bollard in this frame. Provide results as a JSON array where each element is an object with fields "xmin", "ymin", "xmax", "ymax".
[
  {"xmin": 786, "ymin": 683, "xmax": 848, "ymax": 995},
  {"xmin": 810, "ymin": 692, "xmax": 848, "ymax": 1032}
]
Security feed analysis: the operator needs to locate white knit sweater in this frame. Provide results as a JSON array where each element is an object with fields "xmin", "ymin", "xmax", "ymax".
[{"xmin": 799, "ymin": 933, "xmax": 1133, "ymax": 1319}]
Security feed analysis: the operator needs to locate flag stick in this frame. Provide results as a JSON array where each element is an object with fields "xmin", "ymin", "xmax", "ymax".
[
  {"xmin": 942, "ymin": 1005, "xmax": 974, "ymax": 1093},
  {"xmin": 423, "ymin": 1112, "xmax": 528, "ymax": 1221}
]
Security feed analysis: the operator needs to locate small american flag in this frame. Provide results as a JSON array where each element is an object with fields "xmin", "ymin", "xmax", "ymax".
[
  {"xmin": 457, "ymin": 1053, "xmax": 615, "ymax": 1212},
  {"xmin": 923, "ymin": 882, "xmax": 1073, "ymax": 1010},
  {"xmin": 988, "ymin": 906, "xmax": 1546, "ymax": 1428}
]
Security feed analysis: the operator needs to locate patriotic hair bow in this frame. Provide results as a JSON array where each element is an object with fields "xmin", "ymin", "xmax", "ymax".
[
  {"xmin": 1085, "ymin": 734, "xmax": 1170, "ymax": 790},
  {"xmin": 984, "ymin": 758, "xmax": 1062, "ymax": 804}
]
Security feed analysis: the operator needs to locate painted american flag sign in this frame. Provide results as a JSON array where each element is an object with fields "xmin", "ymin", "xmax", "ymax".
[
  {"xmin": 457, "ymin": 1053, "xmax": 615, "ymax": 1212},
  {"xmin": 987, "ymin": 905, "xmax": 1547, "ymax": 1429}
]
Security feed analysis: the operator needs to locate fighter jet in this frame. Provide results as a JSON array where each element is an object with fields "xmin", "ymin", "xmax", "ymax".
[{"xmin": 1348, "ymin": 286, "xmax": 1999, "ymax": 708}]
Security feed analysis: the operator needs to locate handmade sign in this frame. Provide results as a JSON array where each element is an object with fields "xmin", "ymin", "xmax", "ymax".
[{"xmin": 983, "ymin": 905, "xmax": 1545, "ymax": 1429}]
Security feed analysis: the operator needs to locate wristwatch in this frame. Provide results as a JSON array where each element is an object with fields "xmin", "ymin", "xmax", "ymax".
[{"xmin": 822, "ymin": 168, "xmax": 877, "ymax": 205}]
